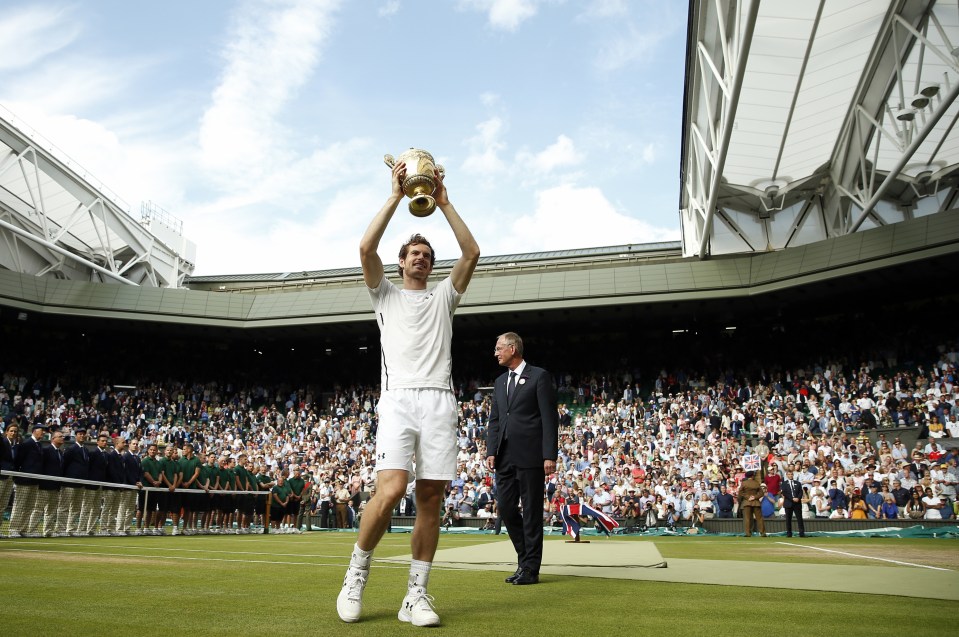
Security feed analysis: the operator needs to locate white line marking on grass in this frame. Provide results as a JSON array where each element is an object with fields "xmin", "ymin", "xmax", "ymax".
[
  {"xmin": 776, "ymin": 542, "xmax": 951, "ymax": 571},
  {"xmin": 0, "ymin": 547, "xmax": 412, "ymax": 569},
  {"xmin": 8, "ymin": 540, "xmax": 353, "ymax": 558}
]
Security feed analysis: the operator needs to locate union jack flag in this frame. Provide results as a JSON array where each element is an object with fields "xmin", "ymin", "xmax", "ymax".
[{"xmin": 561, "ymin": 502, "xmax": 619, "ymax": 539}]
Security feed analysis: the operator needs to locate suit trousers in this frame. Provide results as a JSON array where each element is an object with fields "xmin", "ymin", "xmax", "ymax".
[
  {"xmin": 784, "ymin": 504, "xmax": 805, "ymax": 536},
  {"xmin": 0, "ymin": 480, "xmax": 14, "ymax": 528},
  {"xmin": 743, "ymin": 504, "xmax": 765, "ymax": 536},
  {"xmin": 100, "ymin": 489, "xmax": 121, "ymax": 534},
  {"xmin": 9, "ymin": 483, "xmax": 35, "ymax": 533},
  {"xmin": 495, "ymin": 440, "xmax": 545, "ymax": 573},
  {"xmin": 37, "ymin": 489, "xmax": 61, "ymax": 536},
  {"xmin": 62, "ymin": 487, "xmax": 87, "ymax": 533},
  {"xmin": 82, "ymin": 489, "xmax": 102, "ymax": 534}
]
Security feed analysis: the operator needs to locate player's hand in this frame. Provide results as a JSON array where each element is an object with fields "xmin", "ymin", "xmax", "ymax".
[
  {"xmin": 433, "ymin": 168, "xmax": 449, "ymax": 207},
  {"xmin": 392, "ymin": 161, "xmax": 406, "ymax": 198}
]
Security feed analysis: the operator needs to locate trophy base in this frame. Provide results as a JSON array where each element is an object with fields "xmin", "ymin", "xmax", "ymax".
[{"xmin": 409, "ymin": 195, "xmax": 436, "ymax": 217}]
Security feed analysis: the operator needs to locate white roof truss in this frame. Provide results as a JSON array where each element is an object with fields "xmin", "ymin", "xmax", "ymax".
[
  {"xmin": 681, "ymin": 0, "xmax": 959, "ymax": 258},
  {"xmin": 0, "ymin": 111, "xmax": 195, "ymax": 287}
]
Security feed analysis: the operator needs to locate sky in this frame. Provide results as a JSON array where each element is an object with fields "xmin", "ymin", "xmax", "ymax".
[{"xmin": 0, "ymin": 0, "xmax": 688, "ymax": 276}]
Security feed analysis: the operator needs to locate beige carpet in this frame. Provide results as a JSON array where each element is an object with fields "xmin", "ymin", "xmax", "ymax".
[{"xmin": 384, "ymin": 540, "xmax": 959, "ymax": 601}]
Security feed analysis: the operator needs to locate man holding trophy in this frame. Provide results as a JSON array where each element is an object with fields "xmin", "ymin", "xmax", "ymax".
[{"xmin": 337, "ymin": 150, "xmax": 480, "ymax": 627}]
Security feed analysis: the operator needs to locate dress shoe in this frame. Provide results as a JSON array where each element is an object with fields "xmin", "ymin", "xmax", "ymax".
[
  {"xmin": 504, "ymin": 568, "xmax": 523, "ymax": 583},
  {"xmin": 512, "ymin": 569, "xmax": 539, "ymax": 585}
]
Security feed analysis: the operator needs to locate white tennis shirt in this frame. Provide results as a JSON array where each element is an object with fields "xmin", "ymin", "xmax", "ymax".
[{"xmin": 368, "ymin": 276, "xmax": 461, "ymax": 391}]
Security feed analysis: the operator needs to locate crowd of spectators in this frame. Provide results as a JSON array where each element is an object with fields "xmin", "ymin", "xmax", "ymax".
[{"xmin": 1, "ymin": 339, "xmax": 958, "ymax": 536}]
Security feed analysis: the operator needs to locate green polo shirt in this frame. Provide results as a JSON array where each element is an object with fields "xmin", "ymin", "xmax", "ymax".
[
  {"xmin": 179, "ymin": 456, "xmax": 202, "ymax": 488},
  {"xmin": 233, "ymin": 466, "xmax": 254, "ymax": 491},
  {"xmin": 158, "ymin": 456, "xmax": 179, "ymax": 486},
  {"xmin": 141, "ymin": 456, "xmax": 162, "ymax": 485},
  {"xmin": 198, "ymin": 463, "xmax": 217, "ymax": 489},
  {"xmin": 272, "ymin": 481, "xmax": 292, "ymax": 505},
  {"xmin": 218, "ymin": 466, "xmax": 236, "ymax": 491},
  {"xmin": 287, "ymin": 476, "xmax": 305, "ymax": 499},
  {"xmin": 256, "ymin": 473, "xmax": 274, "ymax": 490}
]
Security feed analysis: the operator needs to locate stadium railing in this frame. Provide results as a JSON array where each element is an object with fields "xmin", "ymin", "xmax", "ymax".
[{"xmin": 0, "ymin": 470, "xmax": 272, "ymax": 537}]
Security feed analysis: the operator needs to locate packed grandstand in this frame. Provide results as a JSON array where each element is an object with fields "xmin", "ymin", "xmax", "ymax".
[{"xmin": 1, "ymin": 327, "xmax": 956, "ymax": 537}]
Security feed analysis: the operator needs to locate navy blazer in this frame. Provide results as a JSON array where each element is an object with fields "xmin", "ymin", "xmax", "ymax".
[
  {"xmin": 781, "ymin": 478, "xmax": 803, "ymax": 509},
  {"xmin": 87, "ymin": 446, "xmax": 107, "ymax": 489},
  {"xmin": 62, "ymin": 442, "xmax": 90, "ymax": 481},
  {"xmin": 486, "ymin": 364, "xmax": 558, "ymax": 469},
  {"xmin": 0, "ymin": 435, "xmax": 14, "ymax": 477},
  {"xmin": 104, "ymin": 448, "xmax": 125, "ymax": 485},
  {"xmin": 40, "ymin": 444, "xmax": 64, "ymax": 491},
  {"xmin": 13, "ymin": 436, "xmax": 43, "ymax": 485},
  {"xmin": 122, "ymin": 451, "xmax": 142, "ymax": 486}
]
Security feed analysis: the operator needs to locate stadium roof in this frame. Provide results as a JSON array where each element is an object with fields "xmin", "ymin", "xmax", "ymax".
[
  {"xmin": 183, "ymin": 242, "xmax": 683, "ymax": 288},
  {"xmin": 0, "ymin": 106, "xmax": 196, "ymax": 288},
  {"xmin": 681, "ymin": 0, "xmax": 959, "ymax": 258}
]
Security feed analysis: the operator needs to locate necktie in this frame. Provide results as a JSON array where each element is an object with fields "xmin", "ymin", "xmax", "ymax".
[{"xmin": 507, "ymin": 371, "xmax": 516, "ymax": 399}]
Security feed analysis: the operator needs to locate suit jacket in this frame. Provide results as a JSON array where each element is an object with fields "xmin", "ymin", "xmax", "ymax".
[
  {"xmin": 13, "ymin": 436, "xmax": 43, "ymax": 485},
  {"xmin": 486, "ymin": 364, "xmax": 558, "ymax": 469},
  {"xmin": 62, "ymin": 442, "xmax": 90, "ymax": 481},
  {"xmin": 0, "ymin": 435, "xmax": 14, "ymax": 476},
  {"xmin": 40, "ymin": 444, "xmax": 64, "ymax": 491},
  {"xmin": 104, "ymin": 448, "xmax": 124, "ymax": 485},
  {"xmin": 781, "ymin": 478, "xmax": 803, "ymax": 509},
  {"xmin": 86, "ymin": 446, "xmax": 107, "ymax": 489},
  {"xmin": 122, "ymin": 451, "xmax": 142, "ymax": 486}
]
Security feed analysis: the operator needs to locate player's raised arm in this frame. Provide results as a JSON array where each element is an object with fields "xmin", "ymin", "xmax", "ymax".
[{"xmin": 359, "ymin": 161, "xmax": 406, "ymax": 289}]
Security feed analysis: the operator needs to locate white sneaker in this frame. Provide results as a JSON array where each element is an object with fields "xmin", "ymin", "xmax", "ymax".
[
  {"xmin": 336, "ymin": 568, "xmax": 369, "ymax": 623},
  {"xmin": 398, "ymin": 586, "xmax": 440, "ymax": 627}
]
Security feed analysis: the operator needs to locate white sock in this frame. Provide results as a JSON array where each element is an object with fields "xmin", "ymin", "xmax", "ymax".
[
  {"xmin": 350, "ymin": 544, "xmax": 373, "ymax": 570},
  {"xmin": 408, "ymin": 559, "xmax": 431, "ymax": 590}
]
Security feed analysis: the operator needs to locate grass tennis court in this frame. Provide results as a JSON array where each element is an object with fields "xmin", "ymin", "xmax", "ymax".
[{"xmin": 1, "ymin": 532, "xmax": 956, "ymax": 637}]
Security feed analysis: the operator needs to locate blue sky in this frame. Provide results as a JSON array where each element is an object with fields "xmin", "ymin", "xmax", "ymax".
[{"xmin": 0, "ymin": 0, "xmax": 687, "ymax": 275}]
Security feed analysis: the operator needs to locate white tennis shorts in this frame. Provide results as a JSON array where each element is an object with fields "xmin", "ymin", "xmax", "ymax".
[{"xmin": 375, "ymin": 388, "xmax": 458, "ymax": 481}]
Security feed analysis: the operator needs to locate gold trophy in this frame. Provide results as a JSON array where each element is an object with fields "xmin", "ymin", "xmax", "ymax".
[{"xmin": 384, "ymin": 148, "xmax": 445, "ymax": 217}]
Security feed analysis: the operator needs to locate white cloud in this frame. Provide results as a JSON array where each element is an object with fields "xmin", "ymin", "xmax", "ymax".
[
  {"xmin": 581, "ymin": 0, "xmax": 627, "ymax": 18},
  {"xmin": 3, "ymin": 57, "xmax": 150, "ymax": 113},
  {"xmin": 378, "ymin": 0, "xmax": 400, "ymax": 17},
  {"xmin": 480, "ymin": 92, "xmax": 500, "ymax": 108},
  {"xmin": 198, "ymin": 0, "xmax": 342, "ymax": 183},
  {"xmin": 501, "ymin": 184, "xmax": 677, "ymax": 253},
  {"xmin": 462, "ymin": 116, "xmax": 508, "ymax": 176},
  {"xmin": 515, "ymin": 134, "xmax": 581, "ymax": 175},
  {"xmin": 458, "ymin": 0, "xmax": 538, "ymax": 31},
  {"xmin": 642, "ymin": 142, "xmax": 655, "ymax": 164},
  {"xmin": 0, "ymin": 5, "xmax": 80, "ymax": 71},
  {"xmin": 594, "ymin": 23, "xmax": 668, "ymax": 72}
]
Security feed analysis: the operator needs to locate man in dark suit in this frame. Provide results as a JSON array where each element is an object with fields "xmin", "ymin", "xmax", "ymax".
[
  {"xmin": 10, "ymin": 423, "xmax": 45, "ymax": 536},
  {"xmin": 485, "ymin": 332, "xmax": 558, "ymax": 586},
  {"xmin": 82, "ymin": 433, "xmax": 108, "ymax": 535},
  {"xmin": 780, "ymin": 470, "xmax": 806, "ymax": 537},
  {"xmin": 781, "ymin": 469, "xmax": 806, "ymax": 537},
  {"xmin": 61, "ymin": 428, "xmax": 90, "ymax": 535},
  {"xmin": 38, "ymin": 428, "xmax": 66, "ymax": 536},
  {"xmin": 120, "ymin": 438, "xmax": 143, "ymax": 535},
  {"xmin": 0, "ymin": 421, "xmax": 18, "ymax": 518}
]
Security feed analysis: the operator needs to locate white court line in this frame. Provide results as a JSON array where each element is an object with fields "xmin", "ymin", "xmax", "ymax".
[
  {"xmin": 776, "ymin": 541, "xmax": 951, "ymax": 571},
  {"xmin": 0, "ymin": 546, "xmax": 413, "ymax": 569},
  {"xmin": 4, "ymin": 540, "xmax": 350, "ymax": 558}
]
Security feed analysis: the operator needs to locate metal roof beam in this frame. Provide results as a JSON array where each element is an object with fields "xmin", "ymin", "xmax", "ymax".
[
  {"xmin": 849, "ymin": 76, "xmax": 959, "ymax": 232},
  {"xmin": 697, "ymin": 0, "xmax": 761, "ymax": 259}
]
